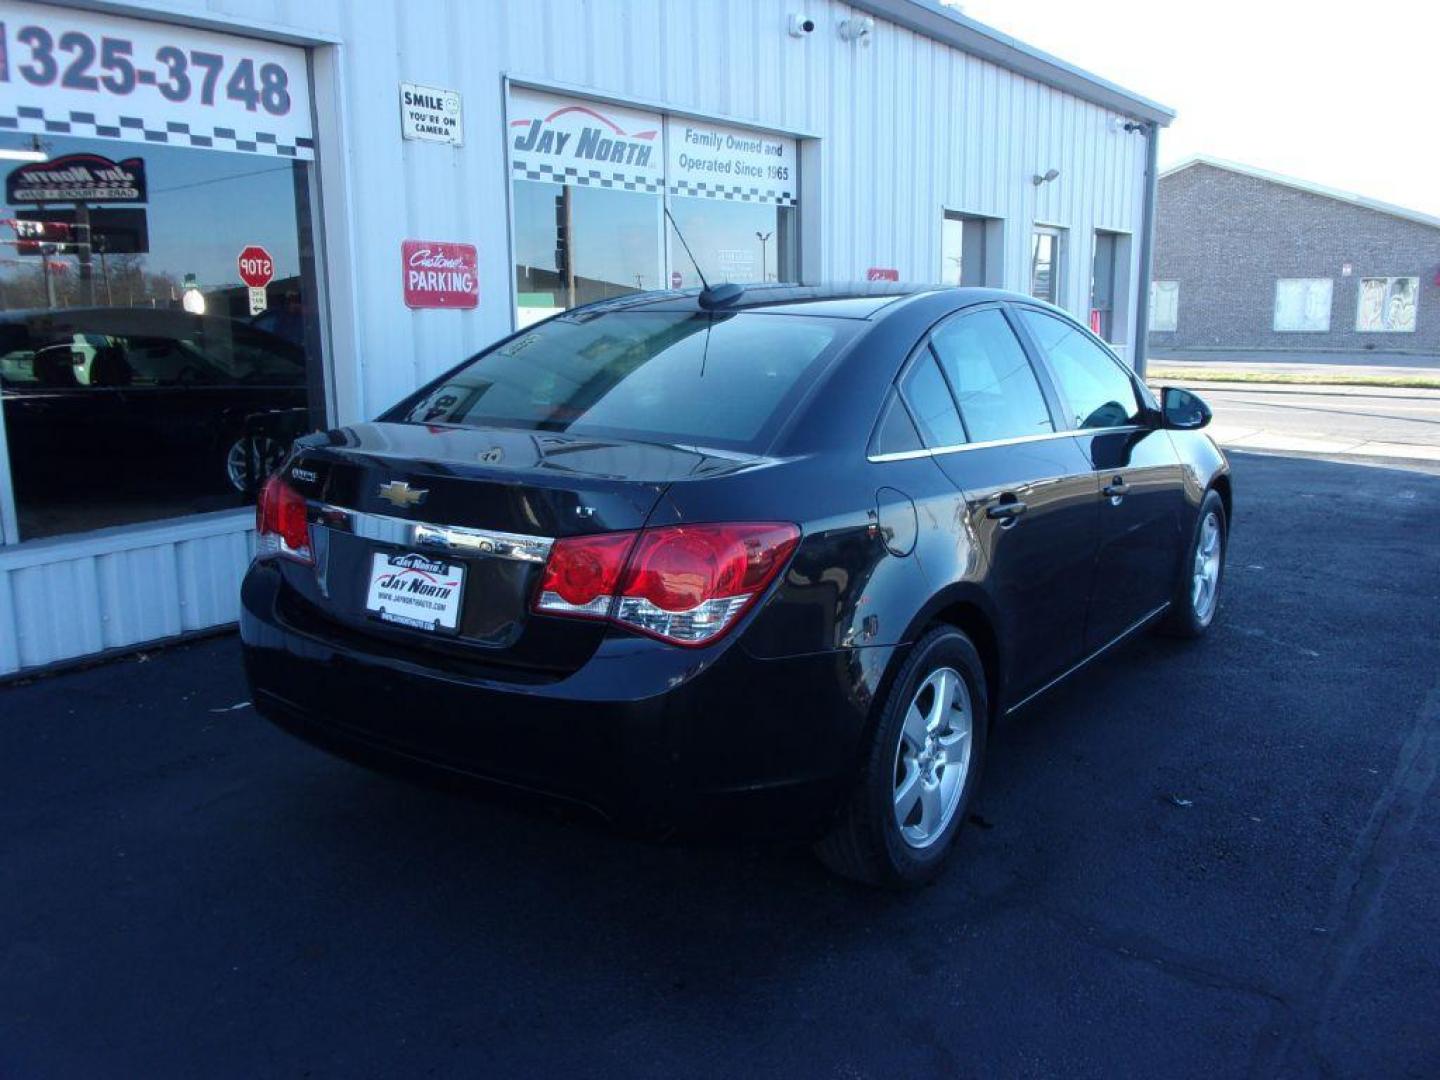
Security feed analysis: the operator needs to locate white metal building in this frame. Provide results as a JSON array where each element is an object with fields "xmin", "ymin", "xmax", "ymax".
[{"xmin": 0, "ymin": 0, "xmax": 1173, "ymax": 677}]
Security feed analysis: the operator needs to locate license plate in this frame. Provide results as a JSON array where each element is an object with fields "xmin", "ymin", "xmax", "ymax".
[{"xmin": 365, "ymin": 552, "xmax": 465, "ymax": 633}]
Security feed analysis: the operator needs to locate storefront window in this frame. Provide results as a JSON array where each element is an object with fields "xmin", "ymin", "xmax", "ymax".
[
  {"xmin": 0, "ymin": 136, "xmax": 322, "ymax": 540},
  {"xmin": 663, "ymin": 116, "xmax": 797, "ymax": 288},
  {"xmin": 513, "ymin": 180, "xmax": 661, "ymax": 327},
  {"xmin": 0, "ymin": 7, "xmax": 321, "ymax": 543},
  {"xmin": 509, "ymin": 87, "xmax": 799, "ymax": 324},
  {"xmin": 665, "ymin": 197, "xmax": 795, "ymax": 288}
]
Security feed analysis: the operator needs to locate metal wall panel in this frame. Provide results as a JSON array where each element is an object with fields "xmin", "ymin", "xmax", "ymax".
[
  {"xmin": 1, "ymin": 516, "xmax": 255, "ymax": 676},
  {"xmin": 0, "ymin": 0, "xmax": 1154, "ymax": 675}
]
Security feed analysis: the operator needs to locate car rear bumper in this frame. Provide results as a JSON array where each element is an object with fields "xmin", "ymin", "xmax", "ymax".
[{"xmin": 240, "ymin": 561, "xmax": 893, "ymax": 836}]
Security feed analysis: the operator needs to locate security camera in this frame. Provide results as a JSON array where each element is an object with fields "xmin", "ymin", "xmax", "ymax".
[{"xmin": 788, "ymin": 14, "xmax": 816, "ymax": 37}]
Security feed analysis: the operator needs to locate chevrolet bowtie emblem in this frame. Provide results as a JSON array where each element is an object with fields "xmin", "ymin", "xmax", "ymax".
[{"xmin": 378, "ymin": 480, "xmax": 427, "ymax": 509}]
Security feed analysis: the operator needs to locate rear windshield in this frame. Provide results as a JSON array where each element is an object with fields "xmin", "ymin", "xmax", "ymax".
[{"xmin": 391, "ymin": 311, "xmax": 853, "ymax": 452}]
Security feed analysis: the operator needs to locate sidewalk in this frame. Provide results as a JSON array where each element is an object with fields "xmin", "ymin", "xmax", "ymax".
[
  {"xmin": 1149, "ymin": 379, "xmax": 1440, "ymax": 469},
  {"xmin": 1150, "ymin": 349, "xmax": 1440, "ymax": 375}
]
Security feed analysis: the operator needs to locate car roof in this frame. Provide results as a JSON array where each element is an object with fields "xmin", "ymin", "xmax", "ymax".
[{"xmin": 568, "ymin": 283, "xmax": 1039, "ymax": 320}]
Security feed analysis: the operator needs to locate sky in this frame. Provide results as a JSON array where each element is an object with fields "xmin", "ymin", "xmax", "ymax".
[{"xmin": 961, "ymin": 0, "xmax": 1440, "ymax": 217}]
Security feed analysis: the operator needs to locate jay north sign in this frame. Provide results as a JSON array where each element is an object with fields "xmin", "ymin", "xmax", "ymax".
[
  {"xmin": 511, "ymin": 111, "xmax": 656, "ymax": 169},
  {"xmin": 508, "ymin": 87, "xmax": 663, "ymax": 189},
  {"xmin": 6, "ymin": 153, "xmax": 147, "ymax": 204}
]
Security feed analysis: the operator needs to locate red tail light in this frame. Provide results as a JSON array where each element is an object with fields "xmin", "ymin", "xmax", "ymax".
[
  {"xmin": 533, "ymin": 522, "xmax": 799, "ymax": 646},
  {"xmin": 535, "ymin": 531, "xmax": 638, "ymax": 618},
  {"xmin": 255, "ymin": 475, "xmax": 313, "ymax": 564}
]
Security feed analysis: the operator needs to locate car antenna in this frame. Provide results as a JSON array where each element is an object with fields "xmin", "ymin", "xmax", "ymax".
[{"xmin": 665, "ymin": 206, "xmax": 744, "ymax": 311}]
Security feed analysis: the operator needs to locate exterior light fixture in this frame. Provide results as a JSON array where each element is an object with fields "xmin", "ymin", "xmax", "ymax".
[
  {"xmin": 838, "ymin": 16, "xmax": 874, "ymax": 44},
  {"xmin": 0, "ymin": 148, "xmax": 48, "ymax": 162},
  {"xmin": 1032, "ymin": 169, "xmax": 1060, "ymax": 186},
  {"xmin": 181, "ymin": 273, "xmax": 206, "ymax": 315}
]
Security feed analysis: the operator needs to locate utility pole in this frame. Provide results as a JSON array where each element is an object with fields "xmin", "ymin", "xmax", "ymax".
[{"xmin": 75, "ymin": 203, "xmax": 95, "ymax": 306}]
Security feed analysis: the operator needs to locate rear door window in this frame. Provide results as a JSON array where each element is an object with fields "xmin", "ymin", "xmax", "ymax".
[
  {"xmin": 871, "ymin": 391, "xmax": 924, "ymax": 456},
  {"xmin": 930, "ymin": 308, "xmax": 1054, "ymax": 442},
  {"xmin": 397, "ymin": 310, "xmax": 852, "ymax": 453},
  {"xmin": 1018, "ymin": 309, "xmax": 1144, "ymax": 430},
  {"xmin": 898, "ymin": 352, "xmax": 966, "ymax": 448}
]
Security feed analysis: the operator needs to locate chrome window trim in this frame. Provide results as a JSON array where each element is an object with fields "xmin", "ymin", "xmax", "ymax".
[
  {"xmin": 311, "ymin": 505, "xmax": 554, "ymax": 563},
  {"xmin": 867, "ymin": 424, "xmax": 1145, "ymax": 463}
]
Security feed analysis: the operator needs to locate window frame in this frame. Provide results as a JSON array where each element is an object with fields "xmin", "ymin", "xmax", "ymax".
[
  {"xmin": 1009, "ymin": 302, "xmax": 1156, "ymax": 435},
  {"xmin": 866, "ymin": 301, "xmax": 1068, "ymax": 461}
]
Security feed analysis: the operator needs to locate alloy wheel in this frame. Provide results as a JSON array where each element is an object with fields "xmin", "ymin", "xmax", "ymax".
[
  {"xmin": 226, "ymin": 436, "xmax": 284, "ymax": 493},
  {"xmin": 892, "ymin": 666, "xmax": 973, "ymax": 848},
  {"xmin": 1192, "ymin": 510, "xmax": 1222, "ymax": 622}
]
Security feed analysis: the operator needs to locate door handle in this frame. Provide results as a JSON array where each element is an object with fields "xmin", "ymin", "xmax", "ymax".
[
  {"xmin": 986, "ymin": 500, "xmax": 1027, "ymax": 524},
  {"xmin": 1103, "ymin": 477, "xmax": 1128, "ymax": 501}
]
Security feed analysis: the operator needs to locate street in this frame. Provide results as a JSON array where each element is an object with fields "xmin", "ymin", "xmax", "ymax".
[
  {"xmin": 1163, "ymin": 381, "xmax": 1440, "ymax": 471},
  {"xmin": 3, "ymin": 450, "xmax": 1438, "ymax": 1078},
  {"xmin": 1151, "ymin": 349, "xmax": 1440, "ymax": 373}
]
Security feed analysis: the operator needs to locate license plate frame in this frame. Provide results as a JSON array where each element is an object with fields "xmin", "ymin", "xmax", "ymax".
[{"xmin": 364, "ymin": 551, "xmax": 466, "ymax": 634}]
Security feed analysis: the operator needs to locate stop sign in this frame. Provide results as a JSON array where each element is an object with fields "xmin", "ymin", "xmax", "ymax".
[{"xmin": 237, "ymin": 246, "xmax": 275, "ymax": 288}]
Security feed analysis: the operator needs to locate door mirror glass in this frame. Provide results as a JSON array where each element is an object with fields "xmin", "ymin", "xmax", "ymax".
[{"xmin": 1161, "ymin": 387, "xmax": 1212, "ymax": 430}]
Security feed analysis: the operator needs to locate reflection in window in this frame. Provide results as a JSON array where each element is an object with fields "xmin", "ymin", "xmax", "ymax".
[
  {"xmin": 0, "ymin": 134, "xmax": 320, "ymax": 540},
  {"xmin": 900, "ymin": 353, "xmax": 966, "ymax": 448},
  {"xmin": 666, "ymin": 197, "xmax": 796, "ymax": 289},
  {"xmin": 513, "ymin": 180, "xmax": 661, "ymax": 327},
  {"xmin": 1020, "ymin": 309, "xmax": 1142, "ymax": 430},
  {"xmin": 399, "ymin": 311, "xmax": 850, "ymax": 453},
  {"xmin": 930, "ymin": 310, "xmax": 1052, "ymax": 442},
  {"xmin": 1030, "ymin": 226, "xmax": 1064, "ymax": 304}
]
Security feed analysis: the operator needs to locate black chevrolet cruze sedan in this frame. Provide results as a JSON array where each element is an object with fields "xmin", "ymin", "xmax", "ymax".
[{"xmin": 241, "ymin": 284, "xmax": 1230, "ymax": 886}]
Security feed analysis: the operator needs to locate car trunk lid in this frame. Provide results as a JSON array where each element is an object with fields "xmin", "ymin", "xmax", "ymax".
[{"xmin": 271, "ymin": 421, "xmax": 760, "ymax": 676}]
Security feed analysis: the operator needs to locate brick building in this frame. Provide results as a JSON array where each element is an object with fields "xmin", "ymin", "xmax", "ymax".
[{"xmin": 1148, "ymin": 157, "xmax": 1440, "ymax": 356}]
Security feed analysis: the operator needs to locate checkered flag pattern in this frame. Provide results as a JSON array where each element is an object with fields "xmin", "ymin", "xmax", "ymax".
[
  {"xmin": 0, "ymin": 106, "xmax": 315, "ymax": 160},
  {"xmin": 668, "ymin": 179, "xmax": 795, "ymax": 206},
  {"xmin": 512, "ymin": 160, "xmax": 664, "ymax": 193}
]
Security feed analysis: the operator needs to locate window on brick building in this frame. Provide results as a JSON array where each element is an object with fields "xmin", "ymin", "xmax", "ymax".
[
  {"xmin": 1149, "ymin": 280, "xmax": 1178, "ymax": 332},
  {"xmin": 1356, "ymin": 277, "xmax": 1418, "ymax": 333},
  {"xmin": 1274, "ymin": 278, "xmax": 1333, "ymax": 332}
]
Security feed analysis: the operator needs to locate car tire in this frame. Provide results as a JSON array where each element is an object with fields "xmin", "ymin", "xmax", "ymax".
[
  {"xmin": 224, "ymin": 433, "xmax": 286, "ymax": 494},
  {"xmin": 1158, "ymin": 488, "xmax": 1227, "ymax": 639},
  {"xmin": 815, "ymin": 626, "xmax": 988, "ymax": 888}
]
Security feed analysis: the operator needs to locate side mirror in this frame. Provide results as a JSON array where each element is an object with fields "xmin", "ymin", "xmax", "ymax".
[{"xmin": 1160, "ymin": 386, "xmax": 1212, "ymax": 431}]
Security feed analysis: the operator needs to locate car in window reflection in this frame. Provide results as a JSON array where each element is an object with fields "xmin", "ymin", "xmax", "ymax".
[{"xmin": 0, "ymin": 306, "xmax": 309, "ymax": 496}]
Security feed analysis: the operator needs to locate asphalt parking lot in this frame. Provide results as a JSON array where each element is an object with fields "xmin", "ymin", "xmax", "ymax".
[{"xmin": 3, "ymin": 451, "xmax": 1438, "ymax": 1078}]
